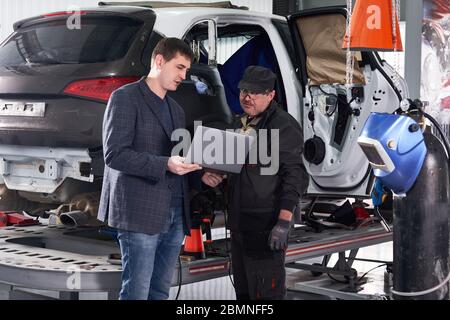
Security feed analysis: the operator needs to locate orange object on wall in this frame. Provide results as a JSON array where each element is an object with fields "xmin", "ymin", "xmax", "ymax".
[{"xmin": 342, "ymin": 0, "xmax": 403, "ymax": 51}]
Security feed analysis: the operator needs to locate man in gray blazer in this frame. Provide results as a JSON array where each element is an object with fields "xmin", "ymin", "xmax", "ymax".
[{"xmin": 98, "ymin": 38, "xmax": 223, "ymax": 300}]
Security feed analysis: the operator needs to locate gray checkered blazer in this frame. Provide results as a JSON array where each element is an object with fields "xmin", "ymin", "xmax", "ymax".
[{"xmin": 97, "ymin": 77, "xmax": 191, "ymax": 235}]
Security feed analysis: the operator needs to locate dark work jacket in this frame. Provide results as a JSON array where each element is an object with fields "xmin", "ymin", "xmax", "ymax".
[{"xmin": 227, "ymin": 101, "xmax": 306, "ymax": 232}]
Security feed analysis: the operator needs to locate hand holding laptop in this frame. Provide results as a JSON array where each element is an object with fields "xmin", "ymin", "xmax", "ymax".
[
  {"xmin": 167, "ymin": 155, "xmax": 202, "ymax": 175},
  {"xmin": 202, "ymin": 171, "xmax": 226, "ymax": 188}
]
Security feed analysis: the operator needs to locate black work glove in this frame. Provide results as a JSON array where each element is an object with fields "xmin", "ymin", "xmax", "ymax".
[{"xmin": 268, "ymin": 219, "xmax": 291, "ymax": 251}]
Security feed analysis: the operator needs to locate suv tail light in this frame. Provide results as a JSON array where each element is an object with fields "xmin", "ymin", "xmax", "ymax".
[
  {"xmin": 63, "ymin": 77, "xmax": 140, "ymax": 102},
  {"xmin": 43, "ymin": 11, "xmax": 88, "ymax": 17}
]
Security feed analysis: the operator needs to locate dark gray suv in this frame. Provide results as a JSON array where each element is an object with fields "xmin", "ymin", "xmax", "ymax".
[{"xmin": 0, "ymin": 4, "xmax": 233, "ymax": 219}]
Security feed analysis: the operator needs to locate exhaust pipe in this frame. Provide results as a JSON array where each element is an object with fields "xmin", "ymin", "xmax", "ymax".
[
  {"xmin": 59, "ymin": 210, "xmax": 91, "ymax": 227},
  {"xmin": 58, "ymin": 192, "xmax": 100, "ymax": 227}
]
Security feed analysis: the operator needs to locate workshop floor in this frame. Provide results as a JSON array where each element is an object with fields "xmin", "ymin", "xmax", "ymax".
[
  {"xmin": 4, "ymin": 240, "xmax": 392, "ymax": 300},
  {"xmin": 169, "ymin": 241, "xmax": 393, "ymax": 300},
  {"xmin": 2, "ymin": 226, "xmax": 393, "ymax": 300}
]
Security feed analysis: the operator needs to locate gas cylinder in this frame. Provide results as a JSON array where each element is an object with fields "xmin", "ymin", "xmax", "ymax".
[{"xmin": 393, "ymin": 132, "xmax": 449, "ymax": 299}]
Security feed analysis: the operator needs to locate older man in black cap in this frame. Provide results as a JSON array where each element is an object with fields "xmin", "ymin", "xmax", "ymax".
[{"xmin": 225, "ymin": 65, "xmax": 305, "ymax": 300}]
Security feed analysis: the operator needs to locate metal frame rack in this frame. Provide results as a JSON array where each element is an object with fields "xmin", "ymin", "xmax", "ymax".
[{"xmin": 0, "ymin": 221, "xmax": 392, "ymax": 300}]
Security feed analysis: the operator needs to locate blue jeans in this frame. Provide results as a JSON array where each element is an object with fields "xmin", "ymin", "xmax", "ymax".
[{"xmin": 117, "ymin": 207, "xmax": 185, "ymax": 300}]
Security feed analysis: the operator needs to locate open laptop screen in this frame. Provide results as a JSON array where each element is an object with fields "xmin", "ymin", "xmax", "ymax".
[{"xmin": 184, "ymin": 126, "xmax": 255, "ymax": 173}]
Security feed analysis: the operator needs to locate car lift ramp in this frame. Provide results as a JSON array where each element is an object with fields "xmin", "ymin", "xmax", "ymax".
[{"xmin": 0, "ymin": 223, "xmax": 392, "ymax": 300}]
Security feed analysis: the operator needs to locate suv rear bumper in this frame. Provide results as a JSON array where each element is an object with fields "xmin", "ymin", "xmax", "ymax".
[
  {"xmin": 0, "ymin": 97, "xmax": 105, "ymax": 148},
  {"xmin": 0, "ymin": 145, "xmax": 93, "ymax": 194}
]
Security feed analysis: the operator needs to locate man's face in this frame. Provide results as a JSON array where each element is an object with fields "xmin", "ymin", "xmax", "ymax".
[
  {"xmin": 239, "ymin": 89, "xmax": 275, "ymax": 117},
  {"xmin": 156, "ymin": 52, "xmax": 191, "ymax": 91}
]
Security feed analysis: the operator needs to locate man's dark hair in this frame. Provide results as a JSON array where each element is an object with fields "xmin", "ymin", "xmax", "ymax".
[{"xmin": 151, "ymin": 38, "xmax": 194, "ymax": 64}]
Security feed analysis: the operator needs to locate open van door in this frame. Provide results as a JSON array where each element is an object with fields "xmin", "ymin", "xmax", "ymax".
[{"xmin": 286, "ymin": 6, "xmax": 408, "ymax": 197}]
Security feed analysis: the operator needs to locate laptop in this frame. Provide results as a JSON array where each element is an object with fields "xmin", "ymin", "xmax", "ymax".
[{"xmin": 184, "ymin": 125, "xmax": 256, "ymax": 174}]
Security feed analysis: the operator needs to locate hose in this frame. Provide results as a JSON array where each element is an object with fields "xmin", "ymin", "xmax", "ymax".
[
  {"xmin": 390, "ymin": 271, "xmax": 450, "ymax": 297},
  {"xmin": 421, "ymin": 111, "xmax": 450, "ymax": 162}
]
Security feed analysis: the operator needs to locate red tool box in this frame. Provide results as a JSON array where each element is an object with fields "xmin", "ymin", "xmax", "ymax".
[{"xmin": 0, "ymin": 211, "xmax": 40, "ymax": 227}]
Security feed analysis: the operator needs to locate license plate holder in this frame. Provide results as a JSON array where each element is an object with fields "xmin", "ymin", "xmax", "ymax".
[{"xmin": 0, "ymin": 101, "xmax": 46, "ymax": 117}]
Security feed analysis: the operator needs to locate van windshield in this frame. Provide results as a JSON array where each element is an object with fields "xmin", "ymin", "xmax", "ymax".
[{"xmin": 0, "ymin": 16, "xmax": 143, "ymax": 67}]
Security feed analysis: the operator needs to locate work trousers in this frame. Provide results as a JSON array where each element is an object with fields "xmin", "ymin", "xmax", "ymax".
[{"xmin": 231, "ymin": 231, "xmax": 286, "ymax": 300}]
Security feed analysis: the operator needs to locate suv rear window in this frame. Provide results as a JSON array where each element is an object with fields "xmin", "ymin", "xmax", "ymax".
[{"xmin": 0, "ymin": 16, "xmax": 142, "ymax": 66}]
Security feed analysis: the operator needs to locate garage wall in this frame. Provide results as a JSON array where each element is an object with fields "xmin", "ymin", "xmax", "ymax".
[{"xmin": 0, "ymin": 0, "xmax": 272, "ymax": 43}]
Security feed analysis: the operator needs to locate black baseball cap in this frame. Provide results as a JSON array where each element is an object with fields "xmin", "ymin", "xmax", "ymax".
[{"xmin": 238, "ymin": 66, "xmax": 276, "ymax": 94}]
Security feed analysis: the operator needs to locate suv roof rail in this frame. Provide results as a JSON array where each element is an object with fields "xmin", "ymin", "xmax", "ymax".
[{"xmin": 98, "ymin": 1, "xmax": 249, "ymax": 10}]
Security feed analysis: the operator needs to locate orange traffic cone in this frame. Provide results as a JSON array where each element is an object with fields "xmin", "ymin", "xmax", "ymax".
[
  {"xmin": 183, "ymin": 228, "xmax": 206, "ymax": 259},
  {"xmin": 342, "ymin": 0, "xmax": 403, "ymax": 51}
]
